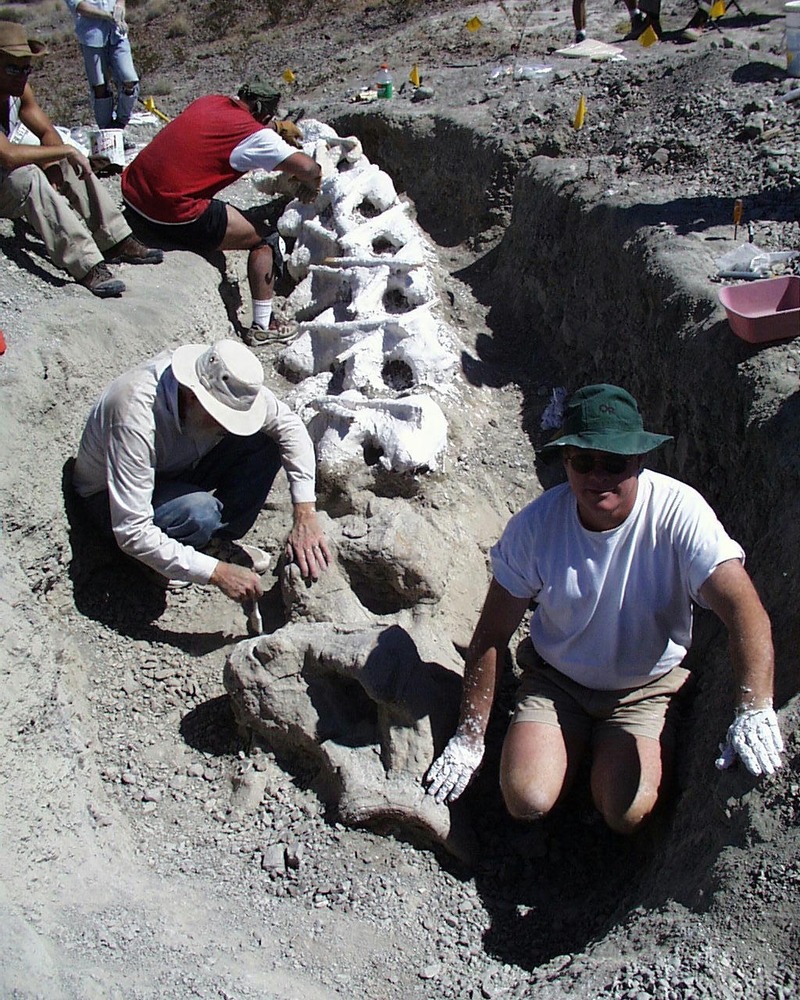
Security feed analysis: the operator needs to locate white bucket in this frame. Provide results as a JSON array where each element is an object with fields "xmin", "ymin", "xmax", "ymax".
[
  {"xmin": 90, "ymin": 128, "xmax": 125, "ymax": 166},
  {"xmin": 786, "ymin": 1, "xmax": 800, "ymax": 75}
]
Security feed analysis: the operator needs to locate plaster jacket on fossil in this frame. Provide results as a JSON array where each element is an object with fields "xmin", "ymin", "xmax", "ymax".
[{"xmin": 252, "ymin": 120, "xmax": 457, "ymax": 474}]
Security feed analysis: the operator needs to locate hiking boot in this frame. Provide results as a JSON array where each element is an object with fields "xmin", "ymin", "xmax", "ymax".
[
  {"xmin": 78, "ymin": 262, "xmax": 126, "ymax": 298},
  {"xmin": 104, "ymin": 235, "xmax": 164, "ymax": 265},
  {"xmin": 574, "ymin": 28, "xmax": 587, "ymax": 42},
  {"xmin": 204, "ymin": 537, "xmax": 272, "ymax": 574},
  {"xmin": 242, "ymin": 316, "xmax": 296, "ymax": 348}
]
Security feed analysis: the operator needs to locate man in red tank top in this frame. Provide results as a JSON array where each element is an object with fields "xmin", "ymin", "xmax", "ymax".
[{"xmin": 122, "ymin": 78, "xmax": 321, "ymax": 348}]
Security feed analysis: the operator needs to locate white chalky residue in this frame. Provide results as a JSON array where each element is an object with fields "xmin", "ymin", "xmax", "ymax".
[{"xmin": 252, "ymin": 119, "xmax": 458, "ymax": 474}]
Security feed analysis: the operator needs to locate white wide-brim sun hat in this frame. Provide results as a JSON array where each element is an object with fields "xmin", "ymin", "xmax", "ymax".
[{"xmin": 172, "ymin": 340, "xmax": 269, "ymax": 436}]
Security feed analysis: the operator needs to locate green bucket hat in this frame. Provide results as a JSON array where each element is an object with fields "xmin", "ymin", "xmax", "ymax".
[
  {"xmin": 541, "ymin": 384, "xmax": 673, "ymax": 456},
  {"xmin": 237, "ymin": 76, "xmax": 281, "ymax": 120}
]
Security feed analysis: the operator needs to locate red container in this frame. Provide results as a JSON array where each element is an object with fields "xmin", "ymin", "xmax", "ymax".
[{"xmin": 718, "ymin": 276, "xmax": 800, "ymax": 344}]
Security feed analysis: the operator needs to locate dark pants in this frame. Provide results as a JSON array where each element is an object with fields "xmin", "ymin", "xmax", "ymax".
[{"xmin": 82, "ymin": 432, "xmax": 282, "ymax": 549}]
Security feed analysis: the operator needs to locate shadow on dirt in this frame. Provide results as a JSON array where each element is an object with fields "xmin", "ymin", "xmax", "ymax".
[
  {"xmin": 62, "ymin": 459, "xmax": 233, "ymax": 654},
  {"xmin": 180, "ymin": 694, "xmax": 245, "ymax": 757}
]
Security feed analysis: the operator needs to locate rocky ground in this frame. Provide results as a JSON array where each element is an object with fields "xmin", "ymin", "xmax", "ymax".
[{"xmin": 2, "ymin": 1, "xmax": 800, "ymax": 998}]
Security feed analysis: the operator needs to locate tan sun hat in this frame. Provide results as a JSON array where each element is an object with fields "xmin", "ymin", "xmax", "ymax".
[
  {"xmin": 171, "ymin": 340, "xmax": 269, "ymax": 436},
  {"xmin": 0, "ymin": 21, "xmax": 48, "ymax": 58}
]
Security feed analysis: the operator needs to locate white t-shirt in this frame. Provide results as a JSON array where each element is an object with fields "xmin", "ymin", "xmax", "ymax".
[
  {"xmin": 490, "ymin": 470, "xmax": 744, "ymax": 690},
  {"xmin": 229, "ymin": 129, "xmax": 297, "ymax": 174}
]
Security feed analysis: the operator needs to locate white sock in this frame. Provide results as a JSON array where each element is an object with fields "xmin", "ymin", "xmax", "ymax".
[{"xmin": 252, "ymin": 299, "xmax": 272, "ymax": 330}]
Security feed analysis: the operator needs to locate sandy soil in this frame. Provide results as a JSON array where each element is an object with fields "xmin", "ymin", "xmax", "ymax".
[{"xmin": 2, "ymin": 1, "xmax": 800, "ymax": 998}]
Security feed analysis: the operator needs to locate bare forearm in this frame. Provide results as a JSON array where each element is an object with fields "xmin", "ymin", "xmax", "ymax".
[
  {"xmin": 700, "ymin": 560, "xmax": 775, "ymax": 709},
  {"xmin": 457, "ymin": 645, "xmax": 501, "ymax": 739},
  {"xmin": 0, "ymin": 142, "xmax": 71, "ymax": 172},
  {"xmin": 728, "ymin": 602, "xmax": 774, "ymax": 708}
]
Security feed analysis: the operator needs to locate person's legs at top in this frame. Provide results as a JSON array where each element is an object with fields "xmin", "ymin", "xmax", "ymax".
[
  {"xmin": 106, "ymin": 33, "xmax": 139, "ymax": 128},
  {"xmin": 623, "ymin": 0, "xmax": 647, "ymax": 36},
  {"xmin": 681, "ymin": 1, "xmax": 710, "ymax": 39},
  {"xmin": 572, "ymin": 0, "xmax": 587, "ymax": 41},
  {"xmin": 79, "ymin": 45, "xmax": 114, "ymax": 129}
]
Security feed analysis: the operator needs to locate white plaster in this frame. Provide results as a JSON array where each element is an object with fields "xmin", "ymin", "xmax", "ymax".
[{"xmin": 252, "ymin": 119, "xmax": 459, "ymax": 474}]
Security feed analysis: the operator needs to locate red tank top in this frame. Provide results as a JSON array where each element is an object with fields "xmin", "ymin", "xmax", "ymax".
[{"xmin": 121, "ymin": 95, "xmax": 263, "ymax": 223}]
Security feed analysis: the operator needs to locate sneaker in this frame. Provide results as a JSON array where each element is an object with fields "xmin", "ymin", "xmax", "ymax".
[
  {"xmin": 574, "ymin": 28, "xmax": 587, "ymax": 42},
  {"xmin": 242, "ymin": 317, "xmax": 296, "ymax": 348},
  {"xmin": 104, "ymin": 235, "xmax": 164, "ymax": 265},
  {"xmin": 204, "ymin": 537, "xmax": 272, "ymax": 574},
  {"xmin": 78, "ymin": 262, "xmax": 126, "ymax": 298}
]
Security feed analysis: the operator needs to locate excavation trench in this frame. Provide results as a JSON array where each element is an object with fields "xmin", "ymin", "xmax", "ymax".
[{"xmin": 330, "ymin": 108, "xmax": 800, "ymax": 964}]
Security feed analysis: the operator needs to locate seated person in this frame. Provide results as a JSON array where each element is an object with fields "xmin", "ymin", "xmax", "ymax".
[
  {"xmin": 425, "ymin": 384, "xmax": 783, "ymax": 832},
  {"xmin": 121, "ymin": 78, "xmax": 321, "ymax": 347},
  {"xmin": 0, "ymin": 21, "xmax": 161, "ymax": 298},
  {"xmin": 72, "ymin": 339, "xmax": 331, "ymax": 598}
]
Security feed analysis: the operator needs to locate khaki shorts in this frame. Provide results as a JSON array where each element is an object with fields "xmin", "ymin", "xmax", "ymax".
[{"xmin": 512, "ymin": 639, "xmax": 692, "ymax": 743}]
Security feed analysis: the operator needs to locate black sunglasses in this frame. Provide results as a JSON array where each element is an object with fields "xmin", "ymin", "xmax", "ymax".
[
  {"xmin": 3, "ymin": 64, "xmax": 33, "ymax": 77},
  {"xmin": 566, "ymin": 452, "xmax": 632, "ymax": 475}
]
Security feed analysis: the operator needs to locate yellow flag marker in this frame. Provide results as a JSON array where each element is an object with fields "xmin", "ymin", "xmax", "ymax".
[
  {"xmin": 573, "ymin": 95, "xmax": 586, "ymax": 129},
  {"xmin": 466, "ymin": 15, "xmax": 483, "ymax": 32},
  {"xmin": 710, "ymin": 0, "xmax": 726, "ymax": 17},
  {"xmin": 282, "ymin": 68, "xmax": 296, "ymax": 85},
  {"xmin": 409, "ymin": 63, "xmax": 421, "ymax": 87},
  {"xmin": 639, "ymin": 24, "xmax": 659, "ymax": 46},
  {"xmin": 142, "ymin": 95, "xmax": 171, "ymax": 122}
]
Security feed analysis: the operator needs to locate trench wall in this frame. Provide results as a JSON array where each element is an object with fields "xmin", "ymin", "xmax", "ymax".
[{"xmin": 334, "ymin": 111, "xmax": 800, "ymax": 913}]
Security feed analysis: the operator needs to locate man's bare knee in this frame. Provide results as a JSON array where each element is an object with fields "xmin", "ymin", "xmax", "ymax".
[
  {"xmin": 93, "ymin": 84, "xmax": 110, "ymax": 98},
  {"xmin": 501, "ymin": 775, "xmax": 555, "ymax": 822},
  {"xmin": 598, "ymin": 793, "xmax": 657, "ymax": 835},
  {"xmin": 123, "ymin": 81, "xmax": 138, "ymax": 94}
]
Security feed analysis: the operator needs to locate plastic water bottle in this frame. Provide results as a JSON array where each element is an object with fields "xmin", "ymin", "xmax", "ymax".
[{"xmin": 375, "ymin": 63, "xmax": 393, "ymax": 99}]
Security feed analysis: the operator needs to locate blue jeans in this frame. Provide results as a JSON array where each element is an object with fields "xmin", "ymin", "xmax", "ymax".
[
  {"xmin": 80, "ymin": 36, "xmax": 139, "ymax": 128},
  {"xmin": 81, "ymin": 432, "xmax": 282, "ymax": 549}
]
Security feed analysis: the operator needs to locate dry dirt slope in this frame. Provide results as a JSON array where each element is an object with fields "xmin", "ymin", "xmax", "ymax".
[{"xmin": 2, "ymin": 0, "xmax": 800, "ymax": 997}]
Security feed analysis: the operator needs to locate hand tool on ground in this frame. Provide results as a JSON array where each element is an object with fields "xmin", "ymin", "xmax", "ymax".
[
  {"xmin": 244, "ymin": 597, "xmax": 263, "ymax": 636},
  {"xmin": 140, "ymin": 95, "xmax": 171, "ymax": 123},
  {"xmin": 733, "ymin": 198, "xmax": 743, "ymax": 241}
]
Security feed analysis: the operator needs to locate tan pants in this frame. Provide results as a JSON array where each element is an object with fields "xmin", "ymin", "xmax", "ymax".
[{"xmin": 0, "ymin": 158, "xmax": 130, "ymax": 279}]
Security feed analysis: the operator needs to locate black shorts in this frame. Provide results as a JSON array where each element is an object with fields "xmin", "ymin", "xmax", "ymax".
[{"xmin": 125, "ymin": 198, "xmax": 229, "ymax": 252}]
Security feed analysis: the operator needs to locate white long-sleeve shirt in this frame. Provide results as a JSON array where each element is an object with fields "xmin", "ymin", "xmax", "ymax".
[{"xmin": 73, "ymin": 350, "xmax": 317, "ymax": 583}]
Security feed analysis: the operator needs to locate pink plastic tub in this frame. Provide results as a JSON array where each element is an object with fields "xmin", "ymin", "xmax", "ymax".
[{"xmin": 718, "ymin": 276, "xmax": 800, "ymax": 345}]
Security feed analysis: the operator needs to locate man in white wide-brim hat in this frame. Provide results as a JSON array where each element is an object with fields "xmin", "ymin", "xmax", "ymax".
[{"xmin": 73, "ymin": 339, "xmax": 330, "ymax": 601}]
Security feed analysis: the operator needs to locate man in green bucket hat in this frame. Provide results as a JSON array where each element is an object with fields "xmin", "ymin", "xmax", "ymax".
[{"xmin": 425, "ymin": 384, "xmax": 783, "ymax": 832}]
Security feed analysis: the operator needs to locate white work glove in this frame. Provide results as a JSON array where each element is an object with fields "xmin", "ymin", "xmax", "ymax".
[
  {"xmin": 424, "ymin": 733, "xmax": 485, "ymax": 805},
  {"xmin": 715, "ymin": 706, "xmax": 784, "ymax": 777}
]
